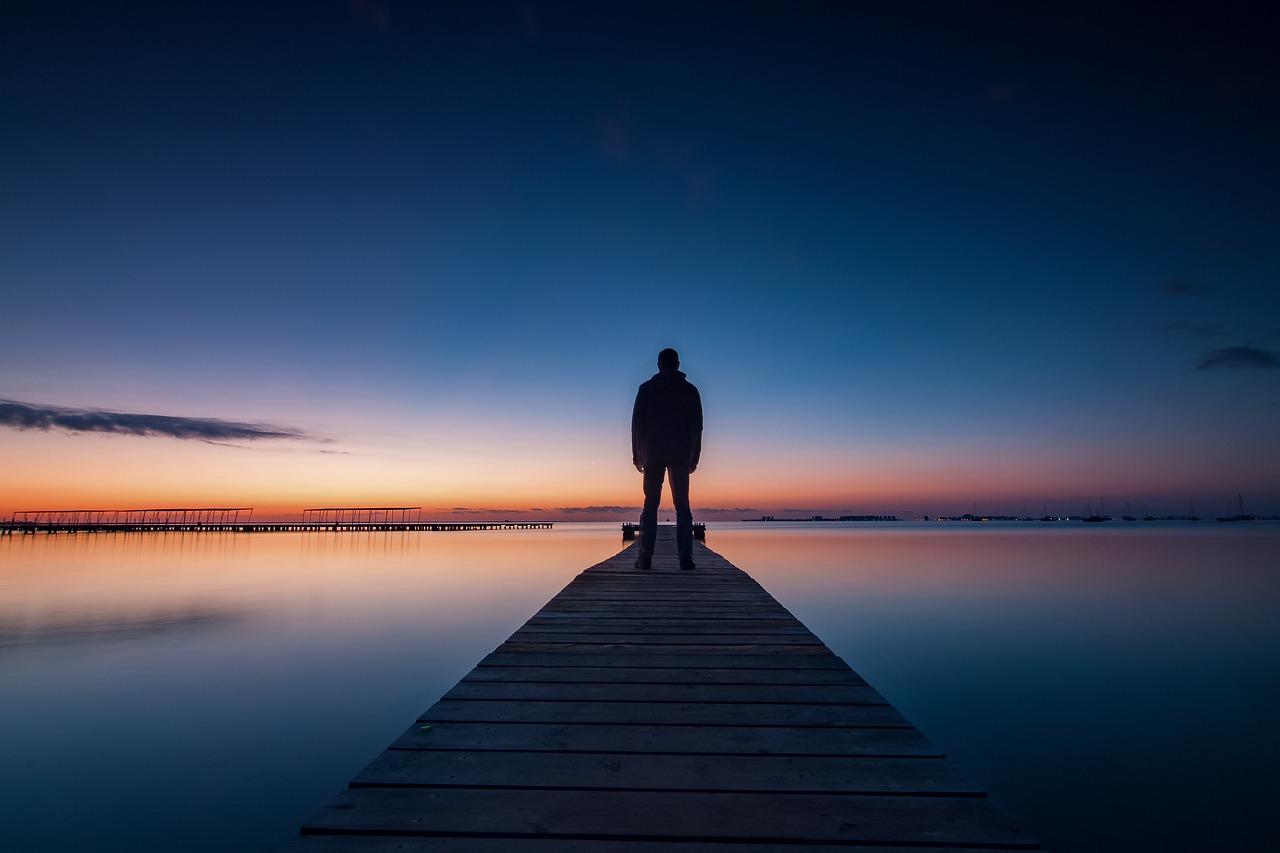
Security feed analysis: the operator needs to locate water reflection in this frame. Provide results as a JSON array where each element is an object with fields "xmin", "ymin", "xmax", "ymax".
[
  {"xmin": 711, "ymin": 522, "xmax": 1280, "ymax": 853},
  {"xmin": 0, "ymin": 604, "xmax": 248, "ymax": 649},
  {"xmin": 0, "ymin": 526, "xmax": 616, "ymax": 853},
  {"xmin": 2, "ymin": 522, "xmax": 1278, "ymax": 852}
]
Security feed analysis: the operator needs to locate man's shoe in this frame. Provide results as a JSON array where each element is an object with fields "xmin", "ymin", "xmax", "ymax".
[
  {"xmin": 635, "ymin": 555, "xmax": 652, "ymax": 570},
  {"xmin": 680, "ymin": 558, "xmax": 696, "ymax": 571}
]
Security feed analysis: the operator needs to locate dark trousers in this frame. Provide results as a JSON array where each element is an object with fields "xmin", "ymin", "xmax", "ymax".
[{"xmin": 639, "ymin": 457, "xmax": 693, "ymax": 561}]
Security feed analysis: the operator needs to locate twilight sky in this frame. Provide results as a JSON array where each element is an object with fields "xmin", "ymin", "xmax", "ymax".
[{"xmin": 2, "ymin": 1, "xmax": 1277, "ymax": 519}]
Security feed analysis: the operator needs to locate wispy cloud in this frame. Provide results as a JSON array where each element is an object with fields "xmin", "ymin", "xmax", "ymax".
[
  {"xmin": 447, "ymin": 507, "xmax": 532, "ymax": 515},
  {"xmin": 0, "ymin": 399, "xmax": 322, "ymax": 443},
  {"xmin": 695, "ymin": 507, "xmax": 759, "ymax": 514},
  {"xmin": 558, "ymin": 506, "xmax": 641, "ymax": 514},
  {"xmin": 1196, "ymin": 346, "xmax": 1279, "ymax": 370}
]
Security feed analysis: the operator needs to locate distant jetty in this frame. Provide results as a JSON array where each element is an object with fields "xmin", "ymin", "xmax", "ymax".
[
  {"xmin": 744, "ymin": 515, "xmax": 899, "ymax": 522},
  {"xmin": 0, "ymin": 507, "xmax": 552, "ymax": 535}
]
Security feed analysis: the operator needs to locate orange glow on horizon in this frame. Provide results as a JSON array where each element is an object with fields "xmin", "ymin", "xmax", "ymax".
[{"xmin": 3, "ymin": 426, "xmax": 1274, "ymax": 520}]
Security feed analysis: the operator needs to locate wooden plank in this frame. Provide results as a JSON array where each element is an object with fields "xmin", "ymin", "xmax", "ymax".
[
  {"xmin": 418, "ymin": 699, "xmax": 910, "ymax": 727},
  {"xmin": 387, "ymin": 721, "xmax": 943, "ymax": 756},
  {"xmin": 541, "ymin": 595, "xmax": 780, "ymax": 604},
  {"xmin": 503, "ymin": 632, "xmax": 826, "ymax": 645},
  {"xmin": 526, "ymin": 604, "xmax": 795, "ymax": 616},
  {"xmin": 528, "ymin": 612, "xmax": 801, "ymax": 622},
  {"xmin": 441, "ymin": 681, "xmax": 887, "ymax": 704},
  {"xmin": 475, "ymin": 651, "xmax": 855, "ymax": 669},
  {"xmin": 494, "ymin": 642, "xmax": 840, "ymax": 654},
  {"xmin": 510, "ymin": 622, "xmax": 816, "ymax": 633},
  {"xmin": 572, "ymin": 573, "xmax": 752, "ymax": 582},
  {"xmin": 299, "ymin": 788, "xmax": 1040, "ymax": 848},
  {"xmin": 283, "ymin": 837, "xmax": 1031, "ymax": 852},
  {"xmin": 520, "ymin": 618, "xmax": 808, "ymax": 630},
  {"xmin": 535, "ymin": 605, "xmax": 795, "ymax": 616},
  {"xmin": 463, "ymin": 666, "xmax": 868, "ymax": 685},
  {"xmin": 350, "ymin": 750, "xmax": 980, "ymax": 794},
  {"xmin": 515, "ymin": 625, "xmax": 813, "ymax": 635}
]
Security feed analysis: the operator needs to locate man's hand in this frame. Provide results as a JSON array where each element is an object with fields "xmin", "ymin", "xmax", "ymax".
[
  {"xmin": 689, "ymin": 462, "xmax": 698, "ymax": 474},
  {"xmin": 635, "ymin": 463, "xmax": 644, "ymax": 473}
]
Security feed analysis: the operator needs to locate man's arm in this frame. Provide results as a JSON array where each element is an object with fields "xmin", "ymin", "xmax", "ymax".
[
  {"xmin": 688, "ymin": 385, "xmax": 703, "ymax": 472},
  {"xmin": 631, "ymin": 385, "xmax": 647, "ymax": 472}
]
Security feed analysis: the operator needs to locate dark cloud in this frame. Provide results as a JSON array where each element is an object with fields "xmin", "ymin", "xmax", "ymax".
[
  {"xmin": 695, "ymin": 507, "xmax": 759, "ymax": 514},
  {"xmin": 1160, "ymin": 278, "xmax": 1207, "ymax": 296},
  {"xmin": 1160, "ymin": 320, "xmax": 1228, "ymax": 338},
  {"xmin": 1196, "ymin": 346, "xmax": 1280, "ymax": 370},
  {"xmin": 446, "ymin": 507, "xmax": 531, "ymax": 515},
  {"xmin": 557, "ymin": 506, "xmax": 640, "ymax": 514},
  {"xmin": 0, "ymin": 399, "xmax": 319, "ymax": 442}
]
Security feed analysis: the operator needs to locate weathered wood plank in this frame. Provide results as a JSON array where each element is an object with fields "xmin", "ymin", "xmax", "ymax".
[
  {"xmin": 493, "ymin": 641, "xmax": 854, "ymax": 655},
  {"xmin": 463, "ymin": 665, "xmax": 868, "ymax": 685},
  {"xmin": 541, "ymin": 596, "xmax": 781, "ymax": 606},
  {"xmin": 388, "ymin": 721, "xmax": 943, "ymax": 756},
  {"xmin": 504, "ymin": 631, "xmax": 826, "ymax": 645},
  {"xmin": 300, "ymin": 788, "xmax": 1039, "ymax": 848},
  {"xmin": 475, "ymin": 651, "xmax": 855, "ymax": 670},
  {"xmin": 532, "ymin": 594, "xmax": 783, "ymax": 607},
  {"xmin": 418, "ymin": 699, "xmax": 909, "ymax": 726},
  {"xmin": 441, "ymin": 681, "xmax": 887, "ymax": 704},
  {"xmin": 283, "ymin": 837, "xmax": 1028, "ymax": 852},
  {"xmin": 351, "ymin": 750, "xmax": 979, "ymax": 794},
  {"xmin": 520, "ymin": 618, "xmax": 808, "ymax": 630}
]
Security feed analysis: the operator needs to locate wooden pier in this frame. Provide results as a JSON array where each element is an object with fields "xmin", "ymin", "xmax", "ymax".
[
  {"xmin": 1, "ymin": 507, "xmax": 551, "ymax": 535},
  {"xmin": 284, "ymin": 527, "xmax": 1040, "ymax": 850},
  {"xmin": 0, "ymin": 520, "xmax": 552, "ymax": 535}
]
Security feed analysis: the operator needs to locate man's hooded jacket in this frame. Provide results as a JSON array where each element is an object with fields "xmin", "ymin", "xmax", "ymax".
[{"xmin": 632, "ymin": 368, "xmax": 703, "ymax": 469}]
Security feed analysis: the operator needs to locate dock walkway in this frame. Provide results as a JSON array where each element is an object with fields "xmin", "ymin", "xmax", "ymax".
[{"xmin": 286, "ymin": 528, "xmax": 1040, "ymax": 851}]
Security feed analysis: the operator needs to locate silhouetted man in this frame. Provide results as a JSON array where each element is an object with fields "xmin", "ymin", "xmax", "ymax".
[{"xmin": 631, "ymin": 348, "xmax": 702, "ymax": 570}]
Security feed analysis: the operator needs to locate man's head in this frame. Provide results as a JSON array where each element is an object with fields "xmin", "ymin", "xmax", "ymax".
[{"xmin": 657, "ymin": 348, "xmax": 680, "ymax": 370}]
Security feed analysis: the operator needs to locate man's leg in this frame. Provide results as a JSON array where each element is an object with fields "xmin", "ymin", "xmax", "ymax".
[
  {"xmin": 638, "ymin": 463, "xmax": 666, "ymax": 566},
  {"xmin": 668, "ymin": 463, "xmax": 693, "ymax": 567}
]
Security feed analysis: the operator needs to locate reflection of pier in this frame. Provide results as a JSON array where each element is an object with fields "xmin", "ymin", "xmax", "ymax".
[
  {"xmin": 287, "ymin": 526, "xmax": 1042, "ymax": 850},
  {"xmin": 1, "ymin": 507, "xmax": 552, "ymax": 534}
]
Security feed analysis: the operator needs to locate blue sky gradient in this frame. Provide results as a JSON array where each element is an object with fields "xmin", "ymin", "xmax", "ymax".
[{"xmin": 2, "ymin": 1, "xmax": 1277, "ymax": 518}]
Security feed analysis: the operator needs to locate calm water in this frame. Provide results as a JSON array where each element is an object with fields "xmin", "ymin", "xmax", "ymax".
[{"xmin": 2, "ymin": 521, "xmax": 1278, "ymax": 851}]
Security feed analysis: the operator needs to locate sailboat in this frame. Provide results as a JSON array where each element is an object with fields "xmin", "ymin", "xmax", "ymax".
[
  {"xmin": 1083, "ymin": 498, "xmax": 1110, "ymax": 522},
  {"xmin": 1217, "ymin": 494, "xmax": 1255, "ymax": 522}
]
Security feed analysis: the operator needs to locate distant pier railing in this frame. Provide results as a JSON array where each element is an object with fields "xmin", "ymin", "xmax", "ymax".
[
  {"xmin": 1, "ymin": 507, "xmax": 551, "ymax": 535},
  {"xmin": 622, "ymin": 522, "xmax": 705, "ymax": 541},
  {"xmin": 304, "ymin": 507, "xmax": 422, "ymax": 525}
]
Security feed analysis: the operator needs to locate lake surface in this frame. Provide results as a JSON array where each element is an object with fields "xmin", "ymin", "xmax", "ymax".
[{"xmin": 2, "ymin": 521, "xmax": 1278, "ymax": 851}]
